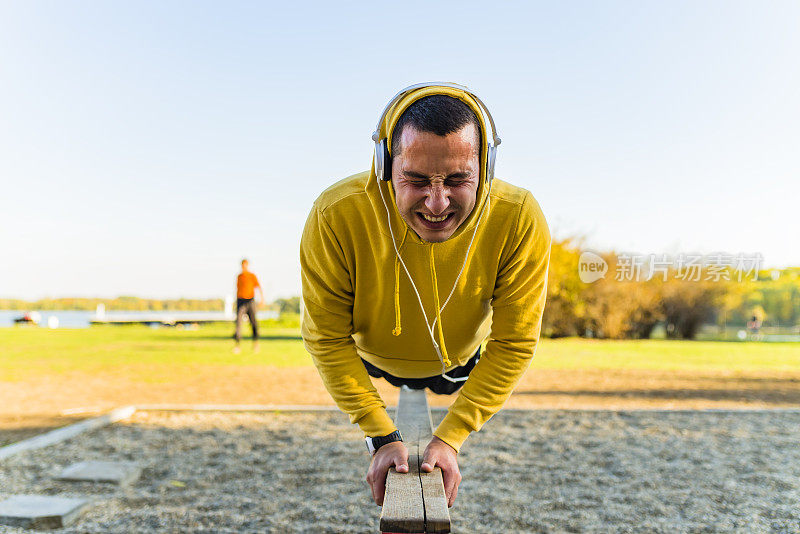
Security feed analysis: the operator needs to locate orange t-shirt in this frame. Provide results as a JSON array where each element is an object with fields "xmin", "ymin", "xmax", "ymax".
[{"xmin": 237, "ymin": 271, "xmax": 260, "ymax": 299}]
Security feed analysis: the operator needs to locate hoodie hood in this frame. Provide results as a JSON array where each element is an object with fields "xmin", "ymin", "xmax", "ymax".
[{"xmin": 365, "ymin": 85, "xmax": 492, "ymax": 245}]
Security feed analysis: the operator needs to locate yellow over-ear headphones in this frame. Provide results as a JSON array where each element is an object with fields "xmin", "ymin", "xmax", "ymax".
[{"xmin": 371, "ymin": 82, "xmax": 501, "ymax": 187}]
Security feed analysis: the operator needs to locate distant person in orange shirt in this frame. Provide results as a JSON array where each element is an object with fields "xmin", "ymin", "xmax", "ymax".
[{"xmin": 234, "ymin": 258, "xmax": 264, "ymax": 354}]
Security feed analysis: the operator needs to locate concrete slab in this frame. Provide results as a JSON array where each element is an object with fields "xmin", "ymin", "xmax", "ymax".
[
  {"xmin": 0, "ymin": 406, "xmax": 136, "ymax": 461},
  {"xmin": 0, "ymin": 494, "xmax": 89, "ymax": 530},
  {"xmin": 56, "ymin": 460, "xmax": 141, "ymax": 485}
]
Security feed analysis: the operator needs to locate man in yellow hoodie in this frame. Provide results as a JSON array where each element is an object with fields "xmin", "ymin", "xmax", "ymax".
[{"xmin": 300, "ymin": 83, "xmax": 551, "ymax": 508}]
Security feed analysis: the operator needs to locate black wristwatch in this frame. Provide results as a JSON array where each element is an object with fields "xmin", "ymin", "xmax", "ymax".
[{"xmin": 365, "ymin": 430, "xmax": 403, "ymax": 455}]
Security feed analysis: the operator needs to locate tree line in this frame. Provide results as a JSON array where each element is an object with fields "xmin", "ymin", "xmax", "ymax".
[
  {"xmin": 0, "ymin": 297, "xmax": 227, "ymax": 312},
  {"xmin": 543, "ymin": 238, "xmax": 799, "ymax": 339},
  {"xmin": 3, "ymin": 240, "xmax": 796, "ymax": 340}
]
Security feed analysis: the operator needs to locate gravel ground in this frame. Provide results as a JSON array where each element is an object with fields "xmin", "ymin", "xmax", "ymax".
[{"xmin": 1, "ymin": 409, "xmax": 799, "ymax": 533}]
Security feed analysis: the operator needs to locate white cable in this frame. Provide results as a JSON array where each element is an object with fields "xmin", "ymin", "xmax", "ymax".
[
  {"xmin": 430, "ymin": 179, "xmax": 492, "ymax": 383},
  {"xmin": 434, "ymin": 178, "xmax": 492, "ymax": 321},
  {"xmin": 376, "ymin": 168, "xmax": 441, "ymax": 358}
]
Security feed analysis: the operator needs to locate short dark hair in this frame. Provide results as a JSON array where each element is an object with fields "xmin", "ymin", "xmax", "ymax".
[{"xmin": 391, "ymin": 95, "xmax": 481, "ymax": 158}]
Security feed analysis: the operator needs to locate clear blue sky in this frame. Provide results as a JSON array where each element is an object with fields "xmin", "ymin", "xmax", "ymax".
[{"xmin": 1, "ymin": 1, "xmax": 798, "ymax": 301}]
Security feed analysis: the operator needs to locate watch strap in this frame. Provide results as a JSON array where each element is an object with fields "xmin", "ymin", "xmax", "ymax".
[{"xmin": 365, "ymin": 430, "xmax": 403, "ymax": 455}]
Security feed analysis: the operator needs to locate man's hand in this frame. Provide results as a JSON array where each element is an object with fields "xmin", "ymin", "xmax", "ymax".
[
  {"xmin": 366, "ymin": 441, "xmax": 408, "ymax": 506},
  {"xmin": 421, "ymin": 436, "xmax": 461, "ymax": 508}
]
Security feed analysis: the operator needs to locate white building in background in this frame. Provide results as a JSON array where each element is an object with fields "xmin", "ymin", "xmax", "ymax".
[{"xmin": 225, "ymin": 294, "xmax": 235, "ymax": 319}]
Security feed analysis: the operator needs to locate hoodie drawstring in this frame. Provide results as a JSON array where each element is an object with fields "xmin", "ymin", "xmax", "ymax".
[
  {"xmin": 391, "ymin": 233, "xmax": 452, "ymax": 369},
  {"xmin": 429, "ymin": 243, "xmax": 452, "ymax": 367},
  {"xmin": 391, "ymin": 228, "xmax": 408, "ymax": 336}
]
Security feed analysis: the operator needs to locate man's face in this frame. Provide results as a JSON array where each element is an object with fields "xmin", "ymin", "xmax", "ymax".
[
  {"xmin": 391, "ymin": 124, "xmax": 480, "ymax": 243},
  {"xmin": 241, "ymin": 261, "xmax": 249, "ymax": 271}
]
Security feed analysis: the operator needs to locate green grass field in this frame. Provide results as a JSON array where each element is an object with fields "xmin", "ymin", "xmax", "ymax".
[
  {"xmin": 2, "ymin": 322, "xmax": 799, "ymax": 383},
  {"xmin": 535, "ymin": 337, "xmax": 800, "ymax": 372},
  {"xmin": 0, "ymin": 322, "xmax": 311, "ymax": 382}
]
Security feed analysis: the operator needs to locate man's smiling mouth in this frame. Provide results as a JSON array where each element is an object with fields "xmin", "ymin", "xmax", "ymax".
[
  {"xmin": 420, "ymin": 213, "xmax": 451, "ymax": 222},
  {"xmin": 417, "ymin": 212, "xmax": 455, "ymax": 228}
]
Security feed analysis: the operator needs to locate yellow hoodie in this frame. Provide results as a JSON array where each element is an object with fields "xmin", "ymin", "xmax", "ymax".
[{"xmin": 300, "ymin": 86, "xmax": 551, "ymax": 453}]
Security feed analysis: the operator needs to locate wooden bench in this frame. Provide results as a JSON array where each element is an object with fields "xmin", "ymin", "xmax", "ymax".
[{"xmin": 380, "ymin": 387, "xmax": 451, "ymax": 534}]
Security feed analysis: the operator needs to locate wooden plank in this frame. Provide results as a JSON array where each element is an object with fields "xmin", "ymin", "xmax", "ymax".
[
  {"xmin": 416, "ymin": 389, "xmax": 450, "ymax": 534},
  {"xmin": 380, "ymin": 387, "xmax": 451, "ymax": 534},
  {"xmin": 381, "ymin": 387, "xmax": 425, "ymax": 533},
  {"xmin": 419, "ymin": 468, "xmax": 450, "ymax": 533},
  {"xmin": 381, "ymin": 440, "xmax": 424, "ymax": 533}
]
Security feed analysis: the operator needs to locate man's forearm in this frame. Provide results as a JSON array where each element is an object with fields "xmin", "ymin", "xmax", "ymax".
[
  {"xmin": 433, "ymin": 334, "xmax": 540, "ymax": 452},
  {"xmin": 309, "ymin": 346, "xmax": 397, "ymax": 436},
  {"xmin": 434, "ymin": 276, "xmax": 548, "ymax": 452},
  {"xmin": 433, "ymin": 189, "xmax": 551, "ymax": 452},
  {"xmin": 299, "ymin": 204, "xmax": 397, "ymax": 438}
]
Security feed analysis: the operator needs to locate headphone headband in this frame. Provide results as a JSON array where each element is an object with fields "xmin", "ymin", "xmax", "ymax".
[
  {"xmin": 371, "ymin": 82, "xmax": 502, "ymax": 148},
  {"xmin": 372, "ymin": 82, "xmax": 501, "ymax": 186}
]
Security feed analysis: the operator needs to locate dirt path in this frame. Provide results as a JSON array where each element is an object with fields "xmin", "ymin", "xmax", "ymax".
[
  {"xmin": 1, "ymin": 410, "xmax": 798, "ymax": 532},
  {"xmin": 3, "ymin": 366, "xmax": 800, "ymax": 447},
  {"xmin": 3, "ymin": 366, "xmax": 799, "ymax": 417}
]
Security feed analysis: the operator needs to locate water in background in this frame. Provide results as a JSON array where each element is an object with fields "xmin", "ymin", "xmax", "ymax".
[
  {"xmin": 0, "ymin": 310, "xmax": 250, "ymax": 328},
  {"xmin": 0, "ymin": 310, "xmax": 93, "ymax": 328}
]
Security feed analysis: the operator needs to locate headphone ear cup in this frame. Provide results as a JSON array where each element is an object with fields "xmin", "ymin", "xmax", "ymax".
[
  {"xmin": 374, "ymin": 139, "xmax": 392, "ymax": 181},
  {"xmin": 383, "ymin": 140, "xmax": 392, "ymax": 181},
  {"xmin": 486, "ymin": 144, "xmax": 497, "ymax": 186},
  {"xmin": 374, "ymin": 140, "xmax": 383, "ymax": 180}
]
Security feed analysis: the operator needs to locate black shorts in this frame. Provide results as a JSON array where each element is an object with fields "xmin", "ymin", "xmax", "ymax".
[{"xmin": 360, "ymin": 347, "xmax": 481, "ymax": 395}]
